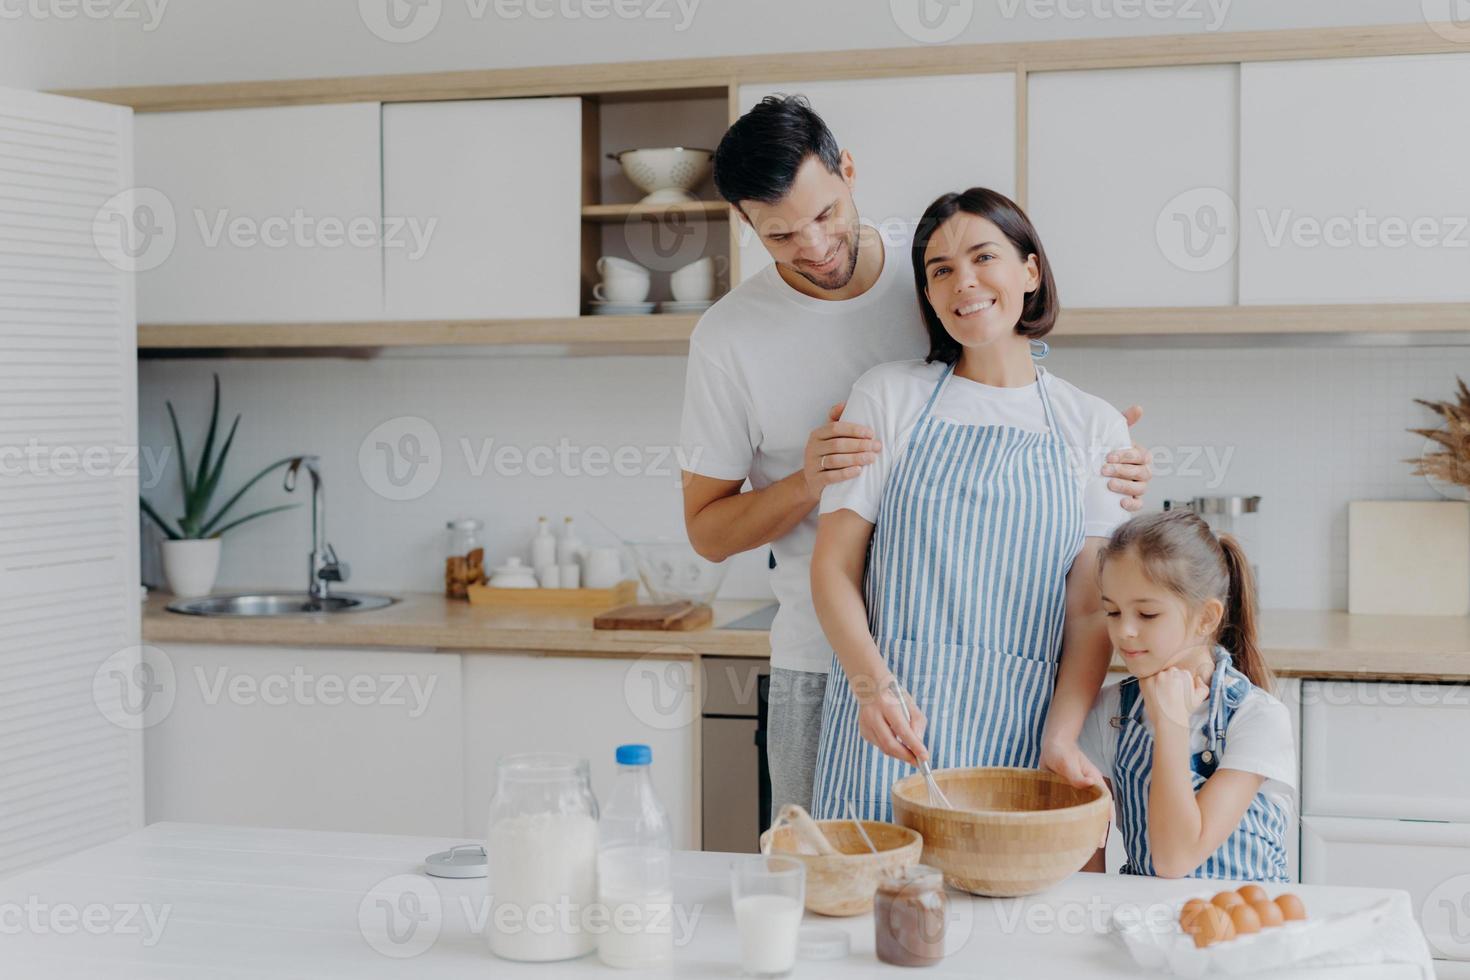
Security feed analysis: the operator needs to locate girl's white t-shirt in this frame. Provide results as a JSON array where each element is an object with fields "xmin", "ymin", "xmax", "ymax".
[
  {"xmin": 819, "ymin": 358, "xmax": 1131, "ymax": 539},
  {"xmin": 1077, "ymin": 676, "xmax": 1299, "ymax": 811}
]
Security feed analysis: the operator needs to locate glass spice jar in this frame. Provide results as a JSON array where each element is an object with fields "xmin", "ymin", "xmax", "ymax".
[
  {"xmin": 874, "ymin": 865, "xmax": 948, "ymax": 968},
  {"xmin": 444, "ymin": 518, "xmax": 484, "ymax": 599}
]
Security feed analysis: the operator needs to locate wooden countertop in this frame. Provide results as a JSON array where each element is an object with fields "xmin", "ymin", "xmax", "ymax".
[
  {"xmin": 142, "ymin": 590, "xmax": 774, "ymax": 659},
  {"xmin": 141, "ymin": 592, "xmax": 1470, "ymax": 680}
]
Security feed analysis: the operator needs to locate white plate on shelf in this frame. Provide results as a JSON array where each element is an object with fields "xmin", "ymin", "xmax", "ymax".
[
  {"xmin": 589, "ymin": 301, "xmax": 657, "ymax": 315},
  {"xmin": 658, "ymin": 300, "xmax": 715, "ymax": 314}
]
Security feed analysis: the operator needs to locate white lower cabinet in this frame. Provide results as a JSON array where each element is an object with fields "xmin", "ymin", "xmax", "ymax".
[
  {"xmin": 460, "ymin": 653, "xmax": 699, "ymax": 850},
  {"xmin": 144, "ymin": 644, "xmax": 464, "ymax": 836},
  {"xmin": 144, "ymin": 646, "xmax": 700, "ymax": 847},
  {"xmin": 1301, "ymin": 816, "xmax": 1470, "ymax": 964}
]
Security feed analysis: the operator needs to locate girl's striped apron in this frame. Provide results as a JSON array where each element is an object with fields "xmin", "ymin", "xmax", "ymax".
[
  {"xmin": 1112, "ymin": 646, "xmax": 1290, "ymax": 882},
  {"xmin": 811, "ymin": 361, "xmax": 1085, "ymax": 822}
]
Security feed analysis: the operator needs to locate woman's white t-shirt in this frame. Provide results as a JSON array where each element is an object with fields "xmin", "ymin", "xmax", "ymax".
[
  {"xmin": 819, "ymin": 358, "xmax": 1131, "ymax": 539},
  {"xmin": 1078, "ymin": 677, "xmax": 1299, "ymax": 813}
]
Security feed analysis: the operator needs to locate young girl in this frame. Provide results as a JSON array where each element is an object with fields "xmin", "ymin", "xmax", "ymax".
[
  {"xmin": 1079, "ymin": 511, "xmax": 1296, "ymax": 881},
  {"xmin": 809, "ymin": 187, "xmax": 1135, "ymax": 822}
]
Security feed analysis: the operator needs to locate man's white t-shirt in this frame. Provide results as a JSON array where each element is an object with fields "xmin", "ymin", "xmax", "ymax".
[
  {"xmin": 1077, "ymin": 676, "xmax": 1299, "ymax": 818},
  {"xmin": 679, "ymin": 225, "xmax": 924, "ymax": 674},
  {"xmin": 819, "ymin": 359, "xmax": 1131, "ymax": 539}
]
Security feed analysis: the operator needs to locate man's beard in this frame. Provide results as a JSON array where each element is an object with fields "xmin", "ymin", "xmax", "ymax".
[{"xmin": 787, "ymin": 226, "xmax": 861, "ymax": 292}]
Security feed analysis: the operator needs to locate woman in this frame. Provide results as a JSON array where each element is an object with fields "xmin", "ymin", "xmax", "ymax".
[{"xmin": 809, "ymin": 188, "xmax": 1129, "ymax": 822}]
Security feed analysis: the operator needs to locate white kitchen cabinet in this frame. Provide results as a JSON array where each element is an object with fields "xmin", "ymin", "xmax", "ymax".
[
  {"xmin": 735, "ymin": 74, "xmax": 1015, "ymax": 281},
  {"xmin": 0, "ymin": 86, "xmax": 141, "ymax": 876},
  {"xmin": 134, "ymin": 103, "xmax": 383, "ymax": 323},
  {"xmin": 1028, "ymin": 66, "xmax": 1238, "ymax": 308},
  {"xmin": 382, "ymin": 98, "xmax": 581, "ymax": 319},
  {"xmin": 1302, "ymin": 816, "xmax": 1470, "ymax": 964},
  {"xmin": 144, "ymin": 644, "xmax": 464, "ymax": 837},
  {"xmin": 1301, "ymin": 679, "xmax": 1470, "ymax": 822},
  {"xmin": 1240, "ymin": 54, "xmax": 1470, "ymax": 304},
  {"xmin": 461, "ymin": 653, "xmax": 698, "ymax": 849}
]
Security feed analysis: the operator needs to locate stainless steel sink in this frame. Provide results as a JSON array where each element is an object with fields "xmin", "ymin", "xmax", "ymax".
[{"xmin": 167, "ymin": 592, "xmax": 395, "ymax": 617}]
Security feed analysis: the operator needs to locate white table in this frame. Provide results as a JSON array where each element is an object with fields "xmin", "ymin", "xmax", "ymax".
[{"xmin": 0, "ymin": 823, "xmax": 1434, "ymax": 979}]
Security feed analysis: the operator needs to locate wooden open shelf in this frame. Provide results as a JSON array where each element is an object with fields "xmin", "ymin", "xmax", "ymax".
[
  {"xmin": 137, "ymin": 314, "xmax": 699, "ymax": 352},
  {"xmin": 582, "ymin": 201, "xmax": 729, "ymax": 223},
  {"xmin": 134, "ymin": 303, "xmax": 1470, "ymax": 357}
]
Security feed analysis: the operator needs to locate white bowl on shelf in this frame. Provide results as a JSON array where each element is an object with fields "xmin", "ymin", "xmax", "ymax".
[{"xmin": 607, "ymin": 147, "xmax": 715, "ymax": 205}]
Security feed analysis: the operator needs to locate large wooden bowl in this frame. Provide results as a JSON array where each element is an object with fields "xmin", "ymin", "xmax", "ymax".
[
  {"xmin": 891, "ymin": 767, "xmax": 1110, "ymax": 897},
  {"xmin": 759, "ymin": 820, "xmax": 923, "ymax": 916}
]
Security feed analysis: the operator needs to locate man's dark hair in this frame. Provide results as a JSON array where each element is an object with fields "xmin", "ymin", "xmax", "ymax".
[{"xmin": 712, "ymin": 95, "xmax": 842, "ymax": 210}]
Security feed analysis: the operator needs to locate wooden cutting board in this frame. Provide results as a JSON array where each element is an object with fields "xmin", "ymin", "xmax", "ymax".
[
  {"xmin": 1348, "ymin": 500, "xmax": 1470, "ymax": 615},
  {"xmin": 593, "ymin": 601, "xmax": 713, "ymax": 631}
]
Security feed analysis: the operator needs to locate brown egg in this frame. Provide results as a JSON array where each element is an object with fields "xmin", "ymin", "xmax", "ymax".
[
  {"xmin": 1179, "ymin": 899, "xmax": 1212, "ymax": 935},
  {"xmin": 1252, "ymin": 899, "xmax": 1285, "ymax": 928},
  {"xmin": 1211, "ymin": 890, "xmax": 1245, "ymax": 911},
  {"xmin": 1237, "ymin": 884, "xmax": 1268, "ymax": 905},
  {"xmin": 1229, "ymin": 903, "xmax": 1262, "ymax": 936},
  {"xmin": 1191, "ymin": 905, "xmax": 1236, "ymax": 948},
  {"xmin": 1275, "ymin": 893, "xmax": 1307, "ymax": 921}
]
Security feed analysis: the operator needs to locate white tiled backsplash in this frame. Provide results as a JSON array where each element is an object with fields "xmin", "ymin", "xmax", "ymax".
[{"xmin": 138, "ymin": 343, "xmax": 1470, "ymax": 609}]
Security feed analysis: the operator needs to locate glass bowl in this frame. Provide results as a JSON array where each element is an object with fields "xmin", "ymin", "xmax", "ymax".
[{"xmin": 625, "ymin": 539, "xmax": 728, "ymax": 604}]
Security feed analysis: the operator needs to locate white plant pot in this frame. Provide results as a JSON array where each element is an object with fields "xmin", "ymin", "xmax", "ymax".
[{"xmin": 161, "ymin": 538, "xmax": 222, "ymax": 598}]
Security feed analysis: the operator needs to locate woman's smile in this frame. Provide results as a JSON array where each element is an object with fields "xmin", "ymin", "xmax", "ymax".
[{"xmin": 953, "ymin": 296, "xmax": 997, "ymax": 318}]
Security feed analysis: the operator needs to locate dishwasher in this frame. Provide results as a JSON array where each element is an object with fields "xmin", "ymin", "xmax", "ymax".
[{"xmin": 700, "ymin": 656, "xmax": 772, "ymax": 852}]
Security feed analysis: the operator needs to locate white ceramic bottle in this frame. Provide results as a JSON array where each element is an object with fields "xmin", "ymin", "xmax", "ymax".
[
  {"xmin": 531, "ymin": 516, "xmax": 556, "ymax": 573},
  {"xmin": 556, "ymin": 516, "xmax": 584, "ymax": 567}
]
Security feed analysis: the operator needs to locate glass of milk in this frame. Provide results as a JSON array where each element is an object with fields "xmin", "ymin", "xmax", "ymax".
[{"xmin": 730, "ymin": 856, "xmax": 805, "ymax": 977}]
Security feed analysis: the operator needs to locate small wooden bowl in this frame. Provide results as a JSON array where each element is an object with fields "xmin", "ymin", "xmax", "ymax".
[
  {"xmin": 892, "ymin": 767, "xmax": 1110, "ymax": 898},
  {"xmin": 759, "ymin": 820, "xmax": 923, "ymax": 916}
]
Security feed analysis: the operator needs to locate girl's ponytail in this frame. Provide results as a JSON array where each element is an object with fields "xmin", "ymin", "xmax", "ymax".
[{"xmin": 1217, "ymin": 533, "xmax": 1273, "ymax": 693}]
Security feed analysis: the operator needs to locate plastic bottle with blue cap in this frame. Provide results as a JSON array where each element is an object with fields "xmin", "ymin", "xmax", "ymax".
[{"xmin": 597, "ymin": 744, "xmax": 673, "ymax": 968}]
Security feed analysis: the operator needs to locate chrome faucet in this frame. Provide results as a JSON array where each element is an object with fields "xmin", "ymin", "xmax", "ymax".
[{"xmin": 283, "ymin": 456, "xmax": 349, "ymax": 602}]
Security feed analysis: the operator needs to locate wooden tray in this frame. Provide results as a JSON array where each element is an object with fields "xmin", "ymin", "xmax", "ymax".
[{"xmin": 465, "ymin": 579, "xmax": 637, "ymax": 608}]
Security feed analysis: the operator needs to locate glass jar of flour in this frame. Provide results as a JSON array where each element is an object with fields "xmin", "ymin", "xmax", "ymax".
[{"xmin": 486, "ymin": 753, "xmax": 600, "ymax": 961}]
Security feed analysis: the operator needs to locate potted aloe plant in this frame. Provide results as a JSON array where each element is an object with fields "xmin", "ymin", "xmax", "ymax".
[{"xmin": 141, "ymin": 374, "xmax": 297, "ymax": 597}]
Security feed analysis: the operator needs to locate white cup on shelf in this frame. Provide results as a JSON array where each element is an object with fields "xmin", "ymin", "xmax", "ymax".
[
  {"xmin": 593, "ymin": 279, "xmax": 651, "ymax": 303},
  {"xmin": 559, "ymin": 562, "xmax": 581, "ymax": 589},
  {"xmin": 670, "ymin": 255, "xmax": 728, "ymax": 302}
]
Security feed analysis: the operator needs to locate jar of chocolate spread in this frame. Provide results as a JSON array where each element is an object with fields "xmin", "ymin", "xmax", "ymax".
[{"xmin": 874, "ymin": 865, "xmax": 947, "ymax": 967}]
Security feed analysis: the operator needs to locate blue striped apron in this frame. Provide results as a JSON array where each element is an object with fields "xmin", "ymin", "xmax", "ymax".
[
  {"xmin": 811, "ymin": 360, "xmax": 1085, "ymax": 823},
  {"xmin": 1112, "ymin": 646, "xmax": 1290, "ymax": 882}
]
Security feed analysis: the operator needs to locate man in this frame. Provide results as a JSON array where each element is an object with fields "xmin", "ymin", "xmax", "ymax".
[{"xmin": 679, "ymin": 95, "xmax": 1153, "ymax": 819}]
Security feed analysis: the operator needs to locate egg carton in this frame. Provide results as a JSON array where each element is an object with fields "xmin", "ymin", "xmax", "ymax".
[{"xmin": 1109, "ymin": 893, "xmax": 1397, "ymax": 976}]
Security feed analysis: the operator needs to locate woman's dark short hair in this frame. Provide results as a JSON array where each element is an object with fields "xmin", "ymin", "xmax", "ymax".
[
  {"xmin": 713, "ymin": 95, "xmax": 843, "ymax": 210},
  {"xmin": 911, "ymin": 187, "xmax": 1059, "ymax": 364}
]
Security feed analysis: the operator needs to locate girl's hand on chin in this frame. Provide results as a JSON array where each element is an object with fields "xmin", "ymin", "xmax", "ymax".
[{"xmin": 1140, "ymin": 667, "xmax": 1208, "ymax": 732}]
